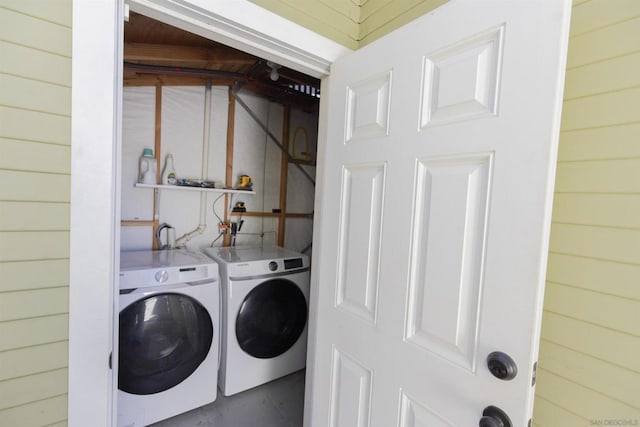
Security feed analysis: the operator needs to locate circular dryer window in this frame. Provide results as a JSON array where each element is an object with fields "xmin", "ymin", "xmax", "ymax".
[
  {"xmin": 236, "ymin": 279, "xmax": 307, "ymax": 359},
  {"xmin": 118, "ymin": 293, "xmax": 213, "ymax": 395}
]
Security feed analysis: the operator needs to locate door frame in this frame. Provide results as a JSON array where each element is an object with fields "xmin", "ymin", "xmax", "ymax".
[{"xmin": 69, "ymin": 1, "xmax": 350, "ymax": 425}]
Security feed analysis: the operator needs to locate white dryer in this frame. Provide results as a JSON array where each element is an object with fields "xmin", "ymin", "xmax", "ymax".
[
  {"xmin": 202, "ymin": 245, "xmax": 310, "ymax": 396},
  {"xmin": 118, "ymin": 250, "xmax": 220, "ymax": 427}
]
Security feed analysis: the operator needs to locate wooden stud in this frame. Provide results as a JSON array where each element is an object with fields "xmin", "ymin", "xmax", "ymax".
[
  {"xmin": 151, "ymin": 84, "xmax": 162, "ymax": 249},
  {"xmin": 121, "ymin": 220, "xmax": 155, "ymax": 227},
  {"xmin": 277, "ymin": 105, "xmax": 291, "ymax": 247},
  {"xmin": 223, "ymin": 88, "xmax": 236, "ymax": 246}
]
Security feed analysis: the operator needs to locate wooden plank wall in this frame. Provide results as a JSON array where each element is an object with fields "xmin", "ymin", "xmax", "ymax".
[
  {"xmin": 533, "ymin": 1, "xmax": 640, "ymax": 425},
  {"xmin": 0, "ymin": 1, "xmax": 71, "ymax": 426}
]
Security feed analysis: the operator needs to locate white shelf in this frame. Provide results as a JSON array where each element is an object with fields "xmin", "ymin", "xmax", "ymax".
[{"xmin": 135, "ymin": 183, "xmax": 256, "ymax": 195}]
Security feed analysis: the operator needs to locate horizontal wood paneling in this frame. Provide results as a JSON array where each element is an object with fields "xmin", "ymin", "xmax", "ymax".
[
  {"xmin": 0, "ymin": 368, "xmax": 68, "ymax": 410},
  {"xmin": 558, "ymin": 123, "xmax": 640, "ymax": 161},
  {"xmin": 0, "ymin": 75, "xmax": 71, "ymax": 116},
  {"xmin": 544, "ymin": 282, "xmax": 639, "ymax": 335},
  {"xmin": 0, "ymin": 107, "xmax": 70, "ymax": 145},
  {"xmin": 0, "ymin": 201, "xmax": 70, "ymax": 231},
  {"xmin": 538, "ymin": 340, "xmax": 640, "ymax": 408},
  {"xmin": 249, "ymin": 0, "xmax": 359, "ymax": 48},
  {"xmin": 0, "ymin": 139, "xmax": 70, "ymax": 173},
  {"xmin": 554, "ymin": 158, "xmax": 640, "ymax": 193},
  {"xmin": 541, "ymin": 312, "xmax": 640, "ymax": 374},
  {"xmin": 532, "ymin": 397, "xmax": 587, "ymax": 427},
  {"xmin": 0, "ymin": 0, "xmax": 72, "ymax": 27},
  {"xmin": 0, "ymin": 314, "xmax": 68, "ymax": 351},
  {"xmin": 0, "ymin": 41, "xmax": 71, "ymax": 87},
  {"xmin": 0, "ymin": 3, "xmax": 71, "ymax": 425},
  {"xmin": 0, "ymin": 8, "xmax": 71, "ymax": 56},
  {"xmin": 0, "ymin": 259, "xmax": 69, "ymax": 292},
  {"xmin": 359, "ymin": 0, "xmax": 448, "ymax": 46},
  {"xmin": 564, "ymin": 52, "xmax": 640, "ymax": 100},
  {"xmin": 0, "ymin": 231, "xmax": 69, "ymax": 262},
  {"xmin": 535, "ymin": 368, "xmax": 639, "ymax": 421},
  {"xmin": 0, "ymin": 287, "xmax": 68, "ymax": 322},
  {"xmin": 546, "ymin": 253, "xmax": 640, "ymax": 300},
  {"xmin": 539, "ymin": 3, "xmax": 640, "ymax": 406},
  {"xmin": 567, "ymin": 16, "xmax": 640, "ymax": 69},
  {"xmin": 569, "ymin": 0, "xmax": 640, "ymax": 37},
  {"xmin": 552, "ymin": 193, "xmax": 640, "ymax": 229},
  {"xmin": 549, "ymin": 223, "xmax": 640, "ymax": 264},
  {"xmin": 561, "ymin": 88, "xmax": 640, "ymax": 131},
  {"xmin": 0, "ymin": 341, "xmax": 68, "ymax": 381},
  {"xmin": 0, "ymin": 171, "xmax": 70, "ymax": 202},
  {"xmin": 0, "ymin": 394, "xmax": 67, "ymax": 427}
]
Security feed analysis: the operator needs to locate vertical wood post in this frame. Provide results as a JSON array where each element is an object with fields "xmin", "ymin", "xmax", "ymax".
[
  {"xmin": 278, "ymin": 105, "xmax": 291, "ymax": 247},
  {"xmin": 223, "ymin": 88, "xmax": 236, "ymax": 246},
  {"xmin": 152, "ymin": 83, "xmax": 162, "ymax": 249}
]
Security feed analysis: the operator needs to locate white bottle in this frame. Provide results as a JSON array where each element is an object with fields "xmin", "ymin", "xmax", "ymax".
[
  {"xmin": 161, "ymin": 154, "xmax": 177, "ymax": 185},
  {"xmin": 139, "ymin": 148, "xmax": 157, "ymax": 184}
]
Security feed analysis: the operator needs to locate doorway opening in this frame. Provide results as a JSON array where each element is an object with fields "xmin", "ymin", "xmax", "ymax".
[{"xmin": 119, "ymin": 11, "xmax": 320, "ymax": 426}]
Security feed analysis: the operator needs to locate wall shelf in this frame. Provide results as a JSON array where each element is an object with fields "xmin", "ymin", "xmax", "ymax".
[{"xmin": 135, "ymin": 183, "xmax": 256, "ymax": 195}]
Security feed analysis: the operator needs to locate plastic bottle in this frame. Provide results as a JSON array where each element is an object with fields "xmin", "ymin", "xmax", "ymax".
[
  {"xmin": 139, "ymin": 148, "xmax": 157, "ymax": 184},
  {"xmin": 161, "ymin": 154, "xmax": 177, "ymax": 185}
]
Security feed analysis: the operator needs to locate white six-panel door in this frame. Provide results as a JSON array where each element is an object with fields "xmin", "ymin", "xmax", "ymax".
[{"xmin": 306, "ymin": 1, "xmax": 571, "ymax": 426}]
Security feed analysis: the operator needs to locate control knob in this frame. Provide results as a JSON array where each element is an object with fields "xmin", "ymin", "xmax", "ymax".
[{"xmin": 155, "ymin": 270, "xmax": 169, "ymax": 283}]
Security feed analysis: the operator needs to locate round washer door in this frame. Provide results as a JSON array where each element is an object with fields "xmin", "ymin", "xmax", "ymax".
[
  {"xmin": 236, "ymin": 278, "xmax": 307, "ymax": 359},
  {"xmin": 119, "ymin": 292, "xmax": 213, "ymax": 395}
]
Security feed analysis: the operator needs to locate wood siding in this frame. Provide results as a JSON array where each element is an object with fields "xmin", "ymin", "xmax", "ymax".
[
  {"xmin": 0, "ymin": 1, "xmax": 71, "ymax": 426},
  {"xmin": 248, "ymin": 0, "xmax": 447, "ymax": 48},
  {"xmin": 533, "ymin": 0, "xmax": 640, "ymax": 425}
]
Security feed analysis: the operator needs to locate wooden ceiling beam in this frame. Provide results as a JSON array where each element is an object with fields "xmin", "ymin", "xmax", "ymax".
[{"xmin": 124, "ymin": 42, "xmax": 257, "ymax": 66}]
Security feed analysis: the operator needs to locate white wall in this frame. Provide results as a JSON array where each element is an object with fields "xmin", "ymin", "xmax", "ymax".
[{"xmin": 121, "ymin": 86, "xmax": 317, "ymax": 252}]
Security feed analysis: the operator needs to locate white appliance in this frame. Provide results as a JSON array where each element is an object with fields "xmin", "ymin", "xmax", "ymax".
[
  {"xmin": 118, "ymin": 250, "xmax": 220, "ymax": 427},
  {"xmin": 202, "ymin": 245, "xmax": 310, "ymax": 396}
]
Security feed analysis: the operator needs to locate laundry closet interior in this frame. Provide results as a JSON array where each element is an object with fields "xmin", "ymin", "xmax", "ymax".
[{"xmin": 119, "ymin": 11, "xmax": 319, "ymax": 427}]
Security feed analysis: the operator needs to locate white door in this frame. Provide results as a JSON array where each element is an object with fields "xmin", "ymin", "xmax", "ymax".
[{"xmin": 306, "ymin": 1, "xmax": 571, "ymax": 426}]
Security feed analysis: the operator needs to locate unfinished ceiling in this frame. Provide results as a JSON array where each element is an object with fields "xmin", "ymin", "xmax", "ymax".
[{"xmin": 124, "ymin": 12, "xmax": 321, "ymax": 109}]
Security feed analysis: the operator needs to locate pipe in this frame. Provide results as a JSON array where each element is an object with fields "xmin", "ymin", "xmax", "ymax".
[{"xmin": 175, "ymin": 80, "xmax": 212, "ymax": 247}]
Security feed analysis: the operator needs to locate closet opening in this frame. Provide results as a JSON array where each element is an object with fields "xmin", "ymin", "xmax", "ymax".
[{"xmin": 118, "ymin": 11, "xmax": 320, "ymax": 426}]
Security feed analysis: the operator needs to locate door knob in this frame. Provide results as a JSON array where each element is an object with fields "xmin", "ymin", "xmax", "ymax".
[
  {"xmin": 479, "ymin": 405, "xmax": 512, "ymax": 427},
  {"xmin": 487, "ymin": 351, "xmax": 517, "ymax": 380}
]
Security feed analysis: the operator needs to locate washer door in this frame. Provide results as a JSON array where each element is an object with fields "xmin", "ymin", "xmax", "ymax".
[
  {"xmin": 236, "ymin": 278, "xmax": 307, "ymax": 359},
  {"xmin": 119, "ymin": 292, "xmax": 213, "ymax": 395}
]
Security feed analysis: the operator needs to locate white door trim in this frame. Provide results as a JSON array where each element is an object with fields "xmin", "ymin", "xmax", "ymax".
[
  {"xmin": 69, "ymin": 1, "xmax": 350, "ymax": 426},
  {"xmin": 126, "ymin": 0, "xmax": 352, "ymax": 78}
]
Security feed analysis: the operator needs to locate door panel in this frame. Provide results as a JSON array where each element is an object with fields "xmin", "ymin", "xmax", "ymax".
[
  {"xmin": 336, "ymin": 163, "xmax": 386, "ymax": 323},
  {"xmin": 307, "ymin": 1, "xmax": 570, "ymax": 426},
  {"xmin": 406, "ymin": 154, "xmax": 492, "ymax": 371}
]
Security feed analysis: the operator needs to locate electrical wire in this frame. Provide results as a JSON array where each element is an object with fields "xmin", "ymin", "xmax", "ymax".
[
  {"xmin": 209, "ymin": 232, "xmax": 224, "ymax": 247},
  {"xmin": 212, "ymin": 193, "xmax": 225, "ymax": 224}
]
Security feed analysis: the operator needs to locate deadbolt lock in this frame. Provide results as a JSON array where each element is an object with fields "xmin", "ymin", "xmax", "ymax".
[
  {"xmin": 487, "ymin": 351, "xmax": 517, "ymax": 381},
  {"xmin": 479, "ymin": 405, "xmax": 512, "ymax": 427}
]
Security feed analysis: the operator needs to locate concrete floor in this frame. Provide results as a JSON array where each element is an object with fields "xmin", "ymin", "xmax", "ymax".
[{"xmin": 150, "ymin": 370, "xmax": 306, "ymax": 427}]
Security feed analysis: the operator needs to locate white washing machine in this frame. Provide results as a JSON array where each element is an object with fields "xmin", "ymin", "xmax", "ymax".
[
  {"xmin": 202, "ymin": 245, "xmax": 310, "ymax": 396},
  {"xmin": 118, "ymin": 250, "xmax": 220, "ymax": 427}
]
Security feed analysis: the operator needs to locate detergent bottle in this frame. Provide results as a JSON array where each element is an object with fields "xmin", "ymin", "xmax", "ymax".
[{"xmin": 139, "ymin": 148, "xmax": 157, "ymax": 184}]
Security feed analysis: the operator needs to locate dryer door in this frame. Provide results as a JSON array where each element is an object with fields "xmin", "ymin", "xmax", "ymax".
[
  {"xmin": 119, "ymin": 292, "xmax": 213, "ymax": 395},
  {"xmin": 236, "ymin": 278, "xmax": 307, "ymax": 359}
]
